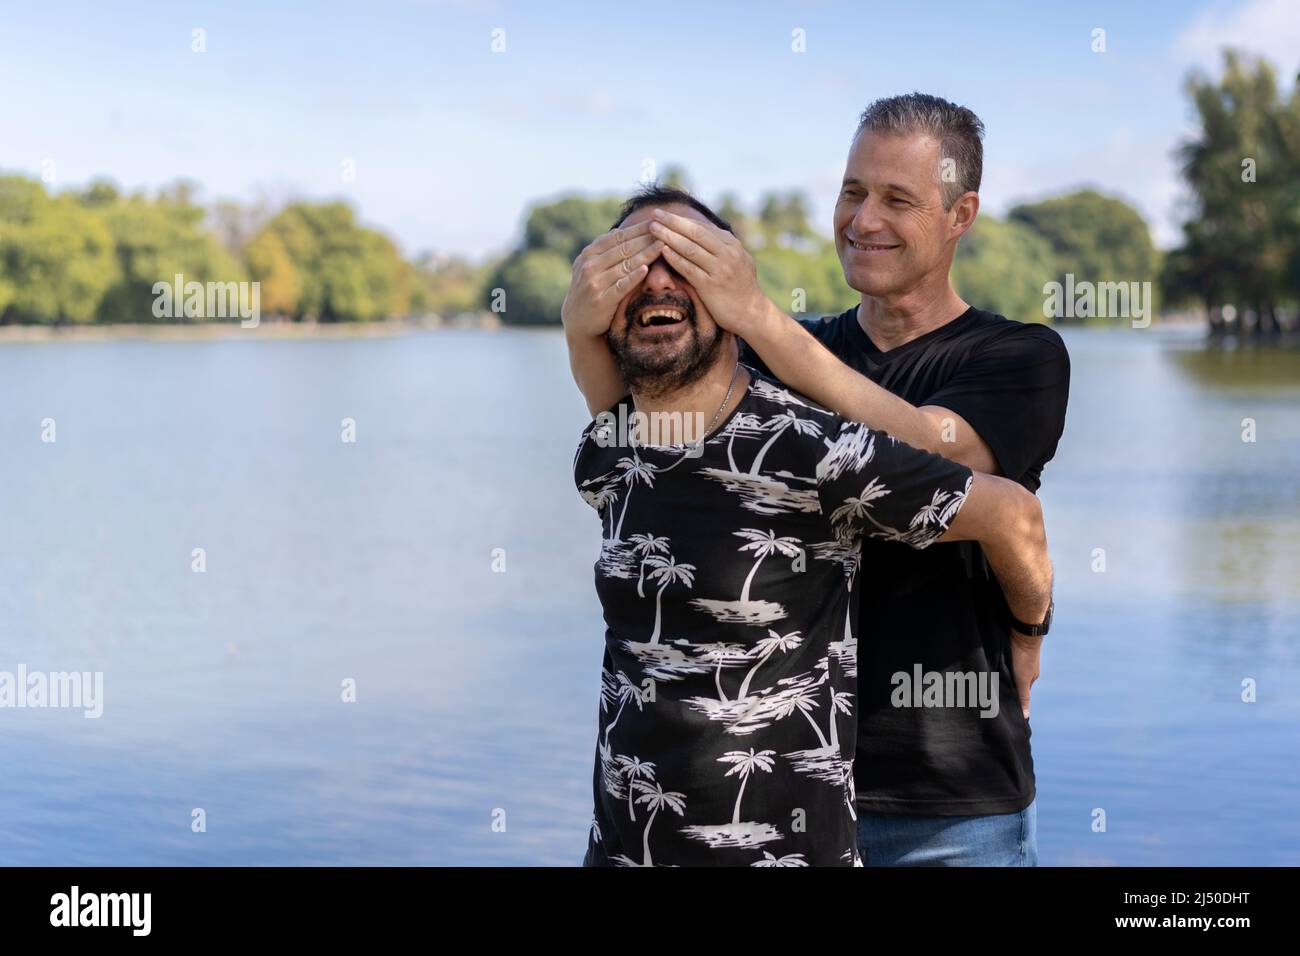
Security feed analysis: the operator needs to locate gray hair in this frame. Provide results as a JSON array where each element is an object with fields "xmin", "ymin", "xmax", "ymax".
[{"xmin": 855, "ymin": 93, "xmax": 985, "ymax": 208}]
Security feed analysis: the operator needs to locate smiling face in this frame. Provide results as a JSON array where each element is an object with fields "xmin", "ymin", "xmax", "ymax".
[
  {"xmin": 607, "ymin": 203, "xmax": 726, "ymax": 398},
  {"xmin": 834, "ymin": 130, "xmax": 965, "ymax": 299}
]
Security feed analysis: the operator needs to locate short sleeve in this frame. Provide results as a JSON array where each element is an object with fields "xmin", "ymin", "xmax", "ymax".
[
  {"xmin": 922, "ymin": 325, "xmax": 1070, "ymax": 488},
  {"xmin": 816, "ymin": 417, "xmax": 974, "ymax": 549}
]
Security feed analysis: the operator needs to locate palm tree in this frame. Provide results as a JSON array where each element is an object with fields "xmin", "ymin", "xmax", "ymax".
[
  {"xmin": 749, "ymin": 411, "xmax": 822, "ymax": 475},
  {"xmin": 737, "ymin": 629, "xmax": 803, "ymax": 700},
  {"xmin": 722, "ymin": 412, "xmax": 763, "ymax": 472},
  {"xmin": 612, "ymin": 456, "xmax": 656, "ymax": 541},
  {"xmin": 734, "ymin": 529, "xmax": 803, "ymax": 602},
  {"xmin": 627, "ymin": 533, "xmax": 671, "ymax": 598},
  {"xmin": 580, "ymin": 480, "xmax": 621, "ymax": 540},
  {"xmin": 645, "ymin": 556, "xmax": 696, "ymax": 644},
  {"xmin": 635, "ymin": 782, "xmax": 687, "ymax": 866},
  {"xmin": 719, "ymin": 748, "xmax": 777, "ymax": 824},
  {"xmin": 829, "ymin": 476, "xmax": 894, "ymax": 540},
  {"xmin": 753, "ymin": 851, "xmax": 808, "ymax": 867},
  {"xmin": 692, "ymin": 641, "xmax": 749, "ymax": 701},
  {"xmin": 592, "ymin": 485, "xmax": 620, "ymax": 540},
  {"xmin": 614, "ymin": 756, "xmax": 656, "ymax": 822},
  {"xmin": 909, "ymin": 486, "xmax": 966, "ymax": 531},
  {"xmin": 777, "ymin": 684, "xmax": 830, "ymax": 748},
  {"xmin": 603, "ymin": 672, "xmax": 644, "ymax": 746},
  {"xmin": 827, "ymin": 688, "xmax": 853, "ymax": 749}
]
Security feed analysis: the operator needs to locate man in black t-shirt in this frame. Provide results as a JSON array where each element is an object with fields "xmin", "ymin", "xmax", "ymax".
[{"xmin": 564, "ymin": 94, "xmax": 1069, "ymax": 865}]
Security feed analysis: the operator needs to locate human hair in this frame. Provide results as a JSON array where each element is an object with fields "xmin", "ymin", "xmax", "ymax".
[
  {"xmin": 611, "ymin": 184, "xmax": 735, "ymax": 235},
  {"xmin": 856, "ymin": 93, "xmax": 985, "ymax": 208}
]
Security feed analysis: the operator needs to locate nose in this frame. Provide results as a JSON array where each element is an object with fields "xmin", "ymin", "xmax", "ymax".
[
  {"xmin": 643, "ymin": 255, "xmax": 681, "ymax": 294},
  {"xmin": 849, "ymin": 196, "xmax": 886, "ymax": 237}
]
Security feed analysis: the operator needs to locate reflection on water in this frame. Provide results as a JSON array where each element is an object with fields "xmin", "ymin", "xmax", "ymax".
[{"xmin": 0, "ymin": 326, "xmax": 1297, "ymax": 865}]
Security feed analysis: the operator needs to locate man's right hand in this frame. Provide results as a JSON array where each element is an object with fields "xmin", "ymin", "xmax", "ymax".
[{"xmin": 561, "ymin": 221, "xmax": 665, "ymax": 338}]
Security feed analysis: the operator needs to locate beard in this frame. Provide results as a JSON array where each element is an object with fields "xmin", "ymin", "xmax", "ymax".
[{"xmin": 607, "ymin": 291, "xmax": 725, "ymax": 400}]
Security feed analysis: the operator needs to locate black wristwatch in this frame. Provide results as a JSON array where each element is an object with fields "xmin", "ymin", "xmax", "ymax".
[{"xmin": 1009, "ymin": 599, "xmax": 1053, "ymax": 638}]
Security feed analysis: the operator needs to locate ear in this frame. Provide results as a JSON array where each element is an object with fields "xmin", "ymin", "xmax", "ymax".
[{"xmin": 949, "ymin": 191, "xmax": 979, "ymax": 240}]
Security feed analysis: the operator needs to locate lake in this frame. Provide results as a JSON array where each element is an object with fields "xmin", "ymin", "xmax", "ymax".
[{"xmin": 1, "ymin": 324, "xmax": 1297, "ymax": 865}]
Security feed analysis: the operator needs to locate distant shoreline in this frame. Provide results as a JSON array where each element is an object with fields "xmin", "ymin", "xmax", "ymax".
[
  {"xmin": 0, "ymin": 312, "xmax": 1244, "ymax": 345},
  {"xmin": 0, "ymin": 313, "xmax": 502, "ymax": 343}
]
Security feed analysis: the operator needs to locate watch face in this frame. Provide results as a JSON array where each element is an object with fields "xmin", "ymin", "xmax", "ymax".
[{"xmin": 1042, "ymin": 602, "xmax": 1054, "ymax": 634}]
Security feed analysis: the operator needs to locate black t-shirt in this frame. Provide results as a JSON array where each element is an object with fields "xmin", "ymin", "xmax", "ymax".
[
  {"xmin": 740, "ymin": 306, "xmax": 1070, "ymax": 815},
  {"xmin": 572, "ymin": 369, "xmax": 974, "ymax": 865}
]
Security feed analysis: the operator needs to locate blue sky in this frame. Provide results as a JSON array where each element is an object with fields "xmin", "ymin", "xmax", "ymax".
[{"xmin": 2, "ymin": 0, "xmax": 1297, "ymax": 259}]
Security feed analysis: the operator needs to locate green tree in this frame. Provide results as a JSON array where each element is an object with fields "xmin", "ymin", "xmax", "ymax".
[
  {"xmin": 1009, "ymin": 189, "xmax": 1160, "ymax": 322},
  {"xmin": 757, "ymin": 191, "xmax": 816, "ymax": 247},
  {"xmin": 490, "ymin": 249, "xmax": 572, "ymax": 326},
  {"xmin": 754, "ymin": 239, "xmax": 849, "ymax": 318},
  {"xmin": 716, "ymin": 191, "xmax": 751, "ymax": 244},
  {"xmin": 244, "ymin": 229, "xmax": 301, "ymax": 317},
  {"xmin": 1171, "ymin": 50, "xmax": 1300, "ymax": 334},
  {"xmin": 93, "ymin": 185, "xmax": 243, "ymax": 323},
  {"xmin": 409, "ymin": 253, "xmax": 490, "ymax": 317},
  {"xmin": 522, "ymin": 195, "xmax": 624, "ymax": 261},
  {"xmin": 0, "ymin": 176, "xmax": 116, "ymax": 324},
  {"xmin": 952, "ymin": 216, "xmax": 1058, "ymax": 324},
  {"xmin": 252, "ymin": 202, "xmax": 405, "ymax": 321}
]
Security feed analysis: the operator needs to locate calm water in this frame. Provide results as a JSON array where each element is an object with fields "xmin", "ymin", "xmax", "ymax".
[{"xmin": 1, "ymin": 325, "xmax": 1297, "ymax": 866}]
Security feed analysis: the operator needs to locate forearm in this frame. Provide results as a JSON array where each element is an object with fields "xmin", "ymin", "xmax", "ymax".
[
  {"xmin": 976, "ymin": 484, "xmax": 1053, "ymax": 626},
  {"xmin": 566, "ymin": 327, "xmax": 626, "ymax": 417},
  {"xmin": 742, "ymin": 301, "xmax": 940, "ymax": 453},
  {"xmin": 943, "ymin": 474, "xmax": 1053, "ymax": 625}
]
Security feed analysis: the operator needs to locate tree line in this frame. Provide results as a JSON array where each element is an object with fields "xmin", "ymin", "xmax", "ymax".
[
  {"xmin": 0, "ymin": 176, "xmax": 479, "ymax": 325},
  {"xmin": 1, "ymin": 49, "xmax": 1293, "ymax": 333}
]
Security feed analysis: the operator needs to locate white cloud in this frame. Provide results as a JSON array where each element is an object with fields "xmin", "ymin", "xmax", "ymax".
[{"xmin": 1176, "ymin": 0, "xmax": 1300, "ymax": 76}]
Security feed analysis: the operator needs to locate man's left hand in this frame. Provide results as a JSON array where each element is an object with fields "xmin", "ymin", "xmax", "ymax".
[
  {"xmin": 1009, "ymin": 630, "xmax": 1042, "ymax": 720},
  {"xmin": 647, "ymin": 208, "xmax": 772, "ymax": 337}
]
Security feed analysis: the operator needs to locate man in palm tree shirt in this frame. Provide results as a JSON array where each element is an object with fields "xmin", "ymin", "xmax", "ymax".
[{"xmin": 567, "ymin": 186, "xmax": 1054, "ymax": 866}]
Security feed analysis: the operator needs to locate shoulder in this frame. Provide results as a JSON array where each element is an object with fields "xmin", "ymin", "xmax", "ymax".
[
  {"xmin": 963, "ymin": 308, "xmax": 1070, "ymax": 368},
  {"xmin": 573, "ymin": 397, "xmax": 630, "ymax": 485},
  {"xmin": 741, "ymin": 368, "xmax": 844, "ymax": 460},
  {"xmin": 745, "ymin": 367, "xmax": 840, "ymax": 422},
  {"xmin": 805, "ymin": 306, "xmax": 856, "ymax": 342}
]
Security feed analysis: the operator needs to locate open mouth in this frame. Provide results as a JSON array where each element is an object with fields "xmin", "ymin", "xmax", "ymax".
[
  {"xmin": 845, "ymin": 236, "xmax": 900, "ymax": 252},
  {"xmin": 634, "ymin": 305, "xmax": 688, "ymax": 328}
]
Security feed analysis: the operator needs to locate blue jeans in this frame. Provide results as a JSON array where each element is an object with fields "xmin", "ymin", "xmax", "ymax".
[{"xmin": 855, "ymin": 799, "xmax": 1038, "ymax": 866}]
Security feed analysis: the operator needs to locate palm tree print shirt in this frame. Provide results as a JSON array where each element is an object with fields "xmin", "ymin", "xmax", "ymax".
[{"xmin": 573, "ymin": 368, "xmax": 974, "ymax": 866}]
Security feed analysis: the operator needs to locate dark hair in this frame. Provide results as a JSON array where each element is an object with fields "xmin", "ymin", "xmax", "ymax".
[
  {"xmin": 611, "ymin": 184, "xmax": 735, "ymax": 235},
  {"xmin": 856, "ymin": 93, "xmax": 984, "ymax": 208}
]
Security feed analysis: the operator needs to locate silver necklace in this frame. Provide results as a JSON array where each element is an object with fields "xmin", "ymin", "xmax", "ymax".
[{"xmin": 629, "ymin": 361, "xmax": 741, "ymax": 458}]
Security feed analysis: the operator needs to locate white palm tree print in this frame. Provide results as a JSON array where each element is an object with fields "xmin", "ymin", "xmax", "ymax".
[
  {"xmin": 829, "ymin": 476, "xmax": 892, "ymax": 535},
  {"xmin": 612, "ymin": 455, "xmax": 656, "ymax": 542},
  {"xmin": 777, "ymin": 683, "xmax": 830, "ymax": 748},
  {"xmin": 719, "ymin": 748, "xmax": 777, "ymax": 824},
  {"xmin": 749, "ymin": 410, "xmax": 823, "ymax": 475},
  {"xmin": 735, "ymin": 529, "xmax": 804, "ymax": 602},
  {"xmin": 721, "ymin": 411, "xmax": 764, "ymax": 472},
  {"xmin": 645, "ymin": 555, "xmax": 696, "ymax": 644},
  {"xmin": 752, "ymin": 851, "xmax": 809, "ymax": 868},
  {"xmin": 910, "ymin": 486, "xmax": 966, "ymax": 529},
  {"xmin": 614, "ymin": 755, "xmax": 656, "ymax": 822},
  {"xmin": 736, "ymin": 629, "xmax": 803, "ymax": 700},
  {"xmin": 627, "ymin": 533, "xmax": 671, "ymax": 597},
  {"xmin": 603, "ymin": 671, "xmax": 645, "ymax": 746},
  {"xmin": 634, "ymin": 782, "xmax": 687, "ymax": 866}
]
